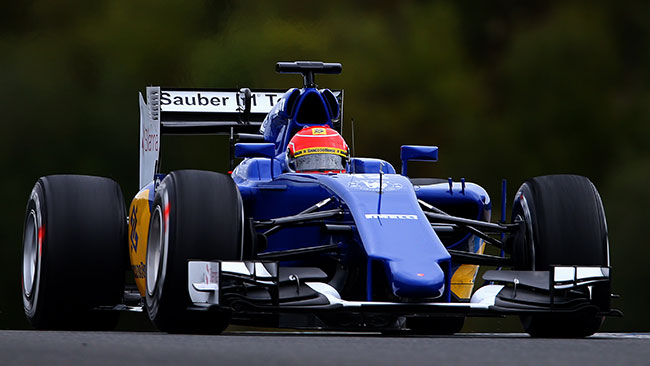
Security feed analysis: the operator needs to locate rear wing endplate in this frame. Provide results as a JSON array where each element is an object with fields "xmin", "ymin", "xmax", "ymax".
[{"xmin": 139, "ymin": 87, "xmax": 290, "ymax": 188}]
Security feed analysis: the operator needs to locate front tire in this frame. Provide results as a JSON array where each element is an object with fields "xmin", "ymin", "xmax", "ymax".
[
  {"xmin": 511, "ymin": 175, "xmax": 609, "ymax": 337},
  {"xmin": 22, "ymin": 175, "xmax": 127, "ymax": 329},
  {"xmin": 145, "ymin": 170, "xmax": 244, "ymax": 333}
]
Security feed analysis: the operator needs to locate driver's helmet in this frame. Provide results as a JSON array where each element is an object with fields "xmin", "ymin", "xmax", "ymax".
[{"xmin": 287, "ymin": 126, "xmax": 349, "ymax": 173}]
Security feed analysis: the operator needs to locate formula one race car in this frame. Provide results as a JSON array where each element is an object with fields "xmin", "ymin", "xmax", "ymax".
[{"xmin": 21, "ymin": 61, "xmax": 620, "ymax": 337}]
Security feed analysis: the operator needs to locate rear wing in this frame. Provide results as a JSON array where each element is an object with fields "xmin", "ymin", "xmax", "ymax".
[{"xmin": 139, "ymin": 86, "xmax": 343, "ymax": 188}]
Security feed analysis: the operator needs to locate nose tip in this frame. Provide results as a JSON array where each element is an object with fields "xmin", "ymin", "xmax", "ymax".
[{"xmin": 387, "ymin": 260, "xmax": 446, "ymax": 299}]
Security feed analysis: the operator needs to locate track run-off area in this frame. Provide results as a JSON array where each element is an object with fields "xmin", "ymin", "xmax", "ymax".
[{"xmin": 0, "ymin": 330, "xmax": 648, "ymax": 366}]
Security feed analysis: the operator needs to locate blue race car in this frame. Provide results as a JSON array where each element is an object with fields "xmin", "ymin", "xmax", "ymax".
[{"xmin": 21, "ymin": 61, "xmax": 620, "ymax": 337}]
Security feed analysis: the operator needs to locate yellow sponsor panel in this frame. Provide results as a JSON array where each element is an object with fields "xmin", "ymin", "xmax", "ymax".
[
  {"xmin": 451, "ymin": 264, "xmax": 480, "ymax": 299},
  {"xmin": 128, "ymin": 188, "xmax": 152, "ymax": 296},
  {"xmin": 451, "ymin": 240, "xmax": 486, "ymax": 300}
]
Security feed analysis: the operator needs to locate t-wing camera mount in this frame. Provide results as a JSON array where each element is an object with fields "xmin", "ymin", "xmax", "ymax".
[{"xmin": 276, "ymin": 61, "xmax": 342, "ymax": 88}]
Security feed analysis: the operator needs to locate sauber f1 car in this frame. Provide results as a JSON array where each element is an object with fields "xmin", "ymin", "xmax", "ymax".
[{"xmin": 21, "ymin": 61, "xmax": 621, "ymax": 337}]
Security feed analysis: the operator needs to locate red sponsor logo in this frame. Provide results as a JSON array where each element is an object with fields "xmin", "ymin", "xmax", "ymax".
[{"xmin": 142, "ymin": 128, "xmax": 159, "ymax": 152}]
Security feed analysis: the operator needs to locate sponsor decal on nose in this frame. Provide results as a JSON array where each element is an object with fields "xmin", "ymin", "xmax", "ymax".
[{"xmin": 364, "ymin": 214, "xmax": 418, "ymax": 220}]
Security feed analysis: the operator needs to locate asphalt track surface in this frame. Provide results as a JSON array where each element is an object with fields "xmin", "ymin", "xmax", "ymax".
[{"xmin": 1, "ymin": 331, "xmax": 649, "ymax": 366}]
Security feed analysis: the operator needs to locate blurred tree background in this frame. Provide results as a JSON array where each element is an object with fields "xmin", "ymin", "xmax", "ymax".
[{"xmin": 1, "ymin": 0, "xmax": 648, "ymax": 331}]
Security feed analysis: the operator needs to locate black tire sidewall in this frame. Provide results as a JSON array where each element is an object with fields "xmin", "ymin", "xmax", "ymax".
[
  {"xmin": 145, "ymin": 179, "xmax": 173, "ymax": 323},
  {"xmin": 145, "ymin": 170, "xmax": 243, "ymax": 333},
  {"xmin": 511, "ymin": 175, "xmax": 610, "ymax": 337},
  {"xmin": 22, "ymin": 175, "xmax": 127, "ymax": 329},
  {"xmin": 22, "ymin": 182, "xmax": 47, "ymax": 325},
  {"xmin": 510, "ymin": 183, "xmax": 537, "ymax": 270},
  {"xmin": 516, "ymin": 175, "xmax": 608, "ymax": 270}
]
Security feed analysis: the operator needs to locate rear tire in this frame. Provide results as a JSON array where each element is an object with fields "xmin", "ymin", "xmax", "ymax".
[
  {"xmin": 145, "ymin": 170, "xmax": 244, "ymax": 334},
  {"xmin": 22, "ymin": 175, "xmax": 127, "ymax": 330},
  {"xmin": 511, "ymin": 175, "xmax": 609, "ymax": 337}
]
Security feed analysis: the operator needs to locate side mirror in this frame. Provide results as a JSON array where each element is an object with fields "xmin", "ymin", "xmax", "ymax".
[{"xmin": 400, "ymin": 145, "xmax": 438, "ymax": 176}]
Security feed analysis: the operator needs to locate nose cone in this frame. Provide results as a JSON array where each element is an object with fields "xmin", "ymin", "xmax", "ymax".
[{"xmin": 387, "ymin": 260, "xmax": 446, "ymax": 299}]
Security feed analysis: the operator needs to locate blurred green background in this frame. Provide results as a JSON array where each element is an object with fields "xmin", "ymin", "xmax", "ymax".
[{"xmin": 1, "ymin": 0, "xmax": 648, "ymax": 331}]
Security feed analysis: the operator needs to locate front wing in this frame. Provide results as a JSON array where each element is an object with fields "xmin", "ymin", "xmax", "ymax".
[{"xmin": 186, "ymin": 260, "xmax": 620, "ymax": 330}]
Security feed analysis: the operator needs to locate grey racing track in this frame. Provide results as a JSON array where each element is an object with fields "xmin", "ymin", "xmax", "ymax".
[{"xmin": 1, "ymin": 330, "xmax": 649, "ymax": 366}]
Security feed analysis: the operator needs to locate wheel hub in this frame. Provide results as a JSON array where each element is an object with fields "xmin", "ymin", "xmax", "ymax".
[
  {"xmin": 22, "ymin": 211, "xmax": 38, "ymax": 297},
  {"xmin": 147, "ymin": 206, "xmax": 163, "ymax": 296}
]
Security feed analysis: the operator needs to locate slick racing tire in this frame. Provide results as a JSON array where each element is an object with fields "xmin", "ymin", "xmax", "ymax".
[
  {"xmin": 22, "ymin": 175, "xmax": 127, "ymax": 330},
  {"xmin": 145, "ymin": 170, "xmax": 244, "ymax": 334},
  {"xmin": 406, "ymin": 316, "xmax": 465, "ymax": 335},
  {"xmin": 511, "ymin": 175, "xmax": 609, "ymax": 338}
]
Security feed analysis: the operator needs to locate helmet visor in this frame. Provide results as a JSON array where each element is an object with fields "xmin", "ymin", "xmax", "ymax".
[{"xmin": 294, "ymin": 154, "xmax": 345, "ymax": 172}]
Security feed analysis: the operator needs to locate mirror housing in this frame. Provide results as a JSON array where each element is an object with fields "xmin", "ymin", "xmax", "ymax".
[{"xmin": 400, "ymin": 145, "xmax": 438, "ymax": 176}]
